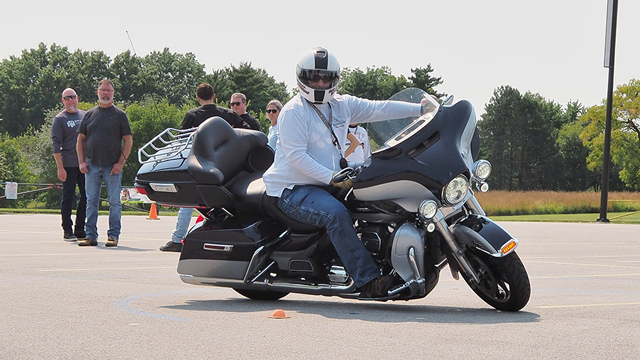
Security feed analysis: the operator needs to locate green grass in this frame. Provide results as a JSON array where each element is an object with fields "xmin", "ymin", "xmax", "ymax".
[{"xmin": 491, "ymin": 211, "xmax": 640, "ymax": 224}]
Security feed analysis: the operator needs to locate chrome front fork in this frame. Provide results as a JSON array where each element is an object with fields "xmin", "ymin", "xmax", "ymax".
[{"xmin": 432, "ymin": 201, "xmax": 481, "ymax": 284}]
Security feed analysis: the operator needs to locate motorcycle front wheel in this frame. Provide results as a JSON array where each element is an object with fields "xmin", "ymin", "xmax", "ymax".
[
  {"xmin": 461, "ymin": 250, "xmax": 530, "ymax": 311},
  {"xmin": 233, "ymin": 288, "xmax": 290, "ymax": 301}
]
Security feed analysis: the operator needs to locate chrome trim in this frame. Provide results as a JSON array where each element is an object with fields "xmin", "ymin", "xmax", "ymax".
[
  {"xmin": 180, "ymin": 275, "xmax": 357, "ymax": 295},
  {"xmin": 203, "ymin": 243, "xmax": 233, "ymax": 252},
  {"xmin": 433, "ymin": 209, "xmax": 481, "ymax": 283},
  {"xmin": 150, "ymin": 183, "xmax": 178, "ymax": 193},
  {"xmin": 250, "ymin": 260, "xmax": 275, "ymax": 283},
  {"xmin": 465, "ymin": 192, "xmax": 486, "ymax": 216}
]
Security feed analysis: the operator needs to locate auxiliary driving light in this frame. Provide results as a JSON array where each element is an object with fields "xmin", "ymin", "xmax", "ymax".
[
  {"xmin": 472, "ymin": 160, "xmax": 492, "ymax": 181},
  {"xmin": 418, "ymin": 200, "xmax": 438, "ymax": 219}
]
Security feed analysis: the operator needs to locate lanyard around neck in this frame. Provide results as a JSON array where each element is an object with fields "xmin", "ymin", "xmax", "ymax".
[
  {"xmin": 307, "ymin": 100, "xmax": 348, "ymax": 169},
  {"xmin": 308, "ymin": 101, "xmax": 342, "ymax": 154}
]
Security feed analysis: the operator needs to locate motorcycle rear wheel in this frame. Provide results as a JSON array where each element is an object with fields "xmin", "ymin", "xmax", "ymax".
[
  {"xmin": 233, "ymin": 288, "xmax": 290, "ymax": 301},
  {"xmin": 461, "ymin": 250, "xmax": 530, "ymax": 311}
]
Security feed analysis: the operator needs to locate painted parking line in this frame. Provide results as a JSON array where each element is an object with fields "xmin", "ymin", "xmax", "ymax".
[
  {"xmin": 0, "ymin": 252, "xmax": 170, "ymax": 257},
  {"xmin": 39, "ymin": 266, "xmax": 176, "ymax": 272},
  {"xmin": 113, "ymin": 289, "xmax": 220, "ymax": 322},
  {"xmin": 0, "ymin": 238, "xmax": 166, "ymax": 244},
  {"xmin": 534, "ymin": 273, "xmax": 640, "ymax": 279},
  {"xmin": 526, "ymin": 260, "xmax": 640, "ymax": 270},
  {"xmin": 538, "ymin": 302, "xmax": 640, "ymax": 309}
]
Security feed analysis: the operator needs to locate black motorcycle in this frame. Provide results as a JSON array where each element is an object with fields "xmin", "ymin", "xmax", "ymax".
[{"xmin": 135, "ymin": 88, "xmax": 530, "ymax": 311}]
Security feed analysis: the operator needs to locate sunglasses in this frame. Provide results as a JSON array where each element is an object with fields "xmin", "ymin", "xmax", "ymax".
[
  {"xmin": 63, "ymin": 94, "xmax": 77, "ymax": 101},
  {"xmin": 230, "ymin": 102, "xmax": 244, "ymax": 106},
  {"xmin": 266, "ymin": 109, "xmax": 279, "ymax": 113}
]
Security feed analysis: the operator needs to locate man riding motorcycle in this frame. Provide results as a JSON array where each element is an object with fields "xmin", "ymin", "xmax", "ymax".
[{"xmin": 263, "ymin": 47, "xmax": 438, "ymax": 298}]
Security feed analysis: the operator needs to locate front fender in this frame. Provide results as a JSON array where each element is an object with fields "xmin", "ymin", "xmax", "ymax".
[{"xmin": 451, "ymin": 215, "xmax": 518, "ymax": 257}]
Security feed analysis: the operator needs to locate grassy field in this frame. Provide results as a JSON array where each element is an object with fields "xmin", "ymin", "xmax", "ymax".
[
  {"xmin": 2, "ymin": 191, "xmax": 640, "ymax": 224},
  {"xmin": 475, "ymin": 190, "xmax": 640, "ymax": 214}
]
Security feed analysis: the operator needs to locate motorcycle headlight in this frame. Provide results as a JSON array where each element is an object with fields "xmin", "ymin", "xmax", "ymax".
[
  {"xmin": 442, "ymin": 175, "xmax": 469, "ymax": 205},
  {"xmin": 418, "ymin": 200, "xmax": 438, "ymax": 219},
  {"xmin": 472, "ymin": 160, "xmax": 492, "ymax": 181}
]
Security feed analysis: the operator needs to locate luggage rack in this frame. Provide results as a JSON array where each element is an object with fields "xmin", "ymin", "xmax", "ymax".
[{"xmin": 138, "ymin": 127, "xmax": 197, "ymax": 164}]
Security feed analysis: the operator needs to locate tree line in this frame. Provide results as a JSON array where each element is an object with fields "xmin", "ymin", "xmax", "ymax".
[{"xmin": 1, "ymin": 43, "xmax": 639, "ymax": 208}]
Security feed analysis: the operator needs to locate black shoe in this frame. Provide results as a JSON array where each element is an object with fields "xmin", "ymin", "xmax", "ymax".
[
  {"xmin": 74, "ymin": 229, "xmax": 86, "ymax": 239},
  {"xmin": 63, "ymin": 232, "xmax": 77, "ymax": 242},
  {"xmin": 159, "ymin": 241, "xmax": 182, "ymax": 252},
  {"xmin": 359, "ymin": 274, "xmax": 394, "ymax": 299}
]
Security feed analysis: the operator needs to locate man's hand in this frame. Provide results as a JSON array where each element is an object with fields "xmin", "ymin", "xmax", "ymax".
[
  {"xmin": 79, "ymin": 162, "xmax": 89, "ymax": 174},
  {"xmin": 57, "ymin": 168, "xmax": 67, "ymax": 181},
  {"xmin": 111, "ymin": 162, "xmax": 124, "ymax": 175},
  {"xmin": 331, "ymin": 171, "xmax": 354, "ymax": 189}
]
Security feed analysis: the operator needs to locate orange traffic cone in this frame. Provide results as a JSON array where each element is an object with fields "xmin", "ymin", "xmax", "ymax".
[
  {"xmin": 147, "ymin": 203, "xmax": 160, "ymax": 220},
  {"xmin": 267, "ymin": 309, "xmax": 290, "ymax": 319}
]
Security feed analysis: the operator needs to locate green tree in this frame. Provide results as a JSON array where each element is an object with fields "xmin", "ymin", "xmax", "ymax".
[
  {"xmin": 580, "ymin": 79, "xmax": 640, "ymax": 190},
  {"xmin": 339, "ymin": 66, "xmax": 410, "ymax": 100},
  {"xmin": 479, "ymin": 86, "xmax": 567, "ymax": 191},
  {"xmin": 555, "ymin": 101, "xmax": 600, "ymax": 191},
  {"xmin": 141, "ymin": 48, "xmax": 206, "ymax": 106},
  {"xmin": 206, "ymin": 62, "xmax": 289, "ymax": 113},
  {"xmin": 125, "ymin": 98, "xmax": 187, "ymax": 186},
  {"xmin": 408, "ymin": 65, "xmax": 446, "ymax": 98},
  {"xmin": 0, "ymin": 133, "xmax": 38, "ymax": 208}
]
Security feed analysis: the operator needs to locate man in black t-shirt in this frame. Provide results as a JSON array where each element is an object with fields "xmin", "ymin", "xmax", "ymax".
[
  {"xmin": 77, "ymin": 79, "xmax": 132, "ymax": 248},
  {"xmin": 230, "ymin": 92, "xmax": 260, "ymax": 130},
  {"xmin": 161, "ymin": 83, "xmax": 244, "ymax": 252},
  {"xmin": 181, "ymin": 84, "xmax": 244, "ymax": 130}
]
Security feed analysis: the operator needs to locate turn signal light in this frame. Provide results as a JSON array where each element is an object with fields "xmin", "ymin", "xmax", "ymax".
[{"xmin": 500, "ymin": 240, "xmax": 517, "ymax": 255}]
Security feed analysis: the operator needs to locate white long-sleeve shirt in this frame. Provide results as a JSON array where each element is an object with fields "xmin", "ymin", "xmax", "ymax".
[{"xmin": 263, "ymin": 94, "xmax": 422, "ymax": 197}]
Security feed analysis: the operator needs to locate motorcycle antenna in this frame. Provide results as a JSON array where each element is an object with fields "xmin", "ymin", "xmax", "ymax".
[
  {"xmin": 125, "ymin": 30, "xmax": 164, "ymax": 123},
  {"xmin": 126, "ymin": 30, "xmax": 138, "ymax": 57}
]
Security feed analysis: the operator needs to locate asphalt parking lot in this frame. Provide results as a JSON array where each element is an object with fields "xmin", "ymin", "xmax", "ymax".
[{"xmin": 1, "ymin": 214, "xmax": 639, "ymax": 359}]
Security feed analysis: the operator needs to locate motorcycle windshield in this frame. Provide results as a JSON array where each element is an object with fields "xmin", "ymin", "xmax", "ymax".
[
  {"xmin": 366, "ymin": 88, "xmax": 440, "ymax": 152},
  {"xmin": 355, "ymin": 88, "xmax": 478, "ymax": 195}
]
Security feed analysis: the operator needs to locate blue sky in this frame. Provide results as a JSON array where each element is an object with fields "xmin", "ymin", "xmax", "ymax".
[{"xmin": 3, "ymin": 0, "xmax": 638, "ymax": 114}]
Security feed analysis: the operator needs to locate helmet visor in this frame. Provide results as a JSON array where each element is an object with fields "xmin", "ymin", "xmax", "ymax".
[{"xmin": 297, "ymin": 69, "xmax": 340, "ymax": 90}]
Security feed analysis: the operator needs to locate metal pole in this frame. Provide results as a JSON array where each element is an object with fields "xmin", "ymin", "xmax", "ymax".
[{"xmin": 598, "ymin": 0, "xmax": 618, "ymax": 223}]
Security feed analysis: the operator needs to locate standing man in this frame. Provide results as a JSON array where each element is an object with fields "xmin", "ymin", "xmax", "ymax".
[
  {"xmin": 76, "ymin": 79, "xmax": 132, "ymax": 247},
  {"xmin": 230, "ymin": 93, "xmax": 260, "ymax": 130},
  {"xmin": 51, "ymin": 88, "xmax": 86, "ymax": 241},
  {"xmin": 160, "ymin": 83, "xmax": 245, "ymax": 252}
]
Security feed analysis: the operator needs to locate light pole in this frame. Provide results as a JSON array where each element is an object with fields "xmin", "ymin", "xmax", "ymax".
[{"xmin": 598, "ymin": 0, "xmax": 618, "ymax": 223}]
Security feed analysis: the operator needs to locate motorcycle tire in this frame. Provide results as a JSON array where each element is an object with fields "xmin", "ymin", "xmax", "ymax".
[
  {"xmin": 460, "ymin": 250, "xmax": 530, "ymax": 312},
  {"xmin": 233, "ymin": 288, "xmax": 290, "ymax": 301}
]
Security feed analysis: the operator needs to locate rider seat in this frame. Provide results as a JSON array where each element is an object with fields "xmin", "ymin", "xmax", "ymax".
[{"xmin": 228, "ymin": 172, "xmax": 320, "ymax": 233}]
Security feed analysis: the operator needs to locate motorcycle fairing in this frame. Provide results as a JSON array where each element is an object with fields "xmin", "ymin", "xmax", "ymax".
[
  {"xmin": 353, "ymin": 101, "xmax": 477, "ymax": 212},
  {"xmin": 451, "ymin": 215, "xmax": 518, "ymax": 257}
]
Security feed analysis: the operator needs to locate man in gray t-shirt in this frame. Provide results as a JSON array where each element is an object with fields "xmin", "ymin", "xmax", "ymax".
[{"xmin": 51, "ymin": 88, "xmax": 86, "ymax": 241}]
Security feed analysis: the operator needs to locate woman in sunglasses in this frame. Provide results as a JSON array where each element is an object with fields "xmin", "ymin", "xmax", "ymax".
[{"xmin": 266, "ymin": 99, "xmax": 283, "ymax": 150}]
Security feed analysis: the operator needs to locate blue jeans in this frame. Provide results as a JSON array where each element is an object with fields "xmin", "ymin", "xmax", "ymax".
[
  {"xmin": 276, "ymin": 185, "xmax": 380, "ymax": 288},
  {"xmin": 85, "ymin": 161, "xmax": 122, "ymax": 241},
  {"xmin": 171, "ymin": 207, "xmax": 194, "ymax": 243},
  {"xmin": 61, "ymin": 167, "xmax": 86, "ymax": 234}
]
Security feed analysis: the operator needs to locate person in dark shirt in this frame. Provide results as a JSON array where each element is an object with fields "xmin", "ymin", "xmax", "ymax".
[
  {"xmin": 181, "ymin": 84, "xmax": 244, "ymax": 130},
  {"xmin": 51, "ymin": 87, "xmax": 86, "ymax": 241},
  {"xmin": 229, "ymin": 92, "xmax": 260, "ymax": 130},
  {"xmin": 76, "ymin": 79, "xmax": 133, "ymax": 248},
  {"xmin": 160, "ymin": 83, "xmax": 243, "ymax": 252}
]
